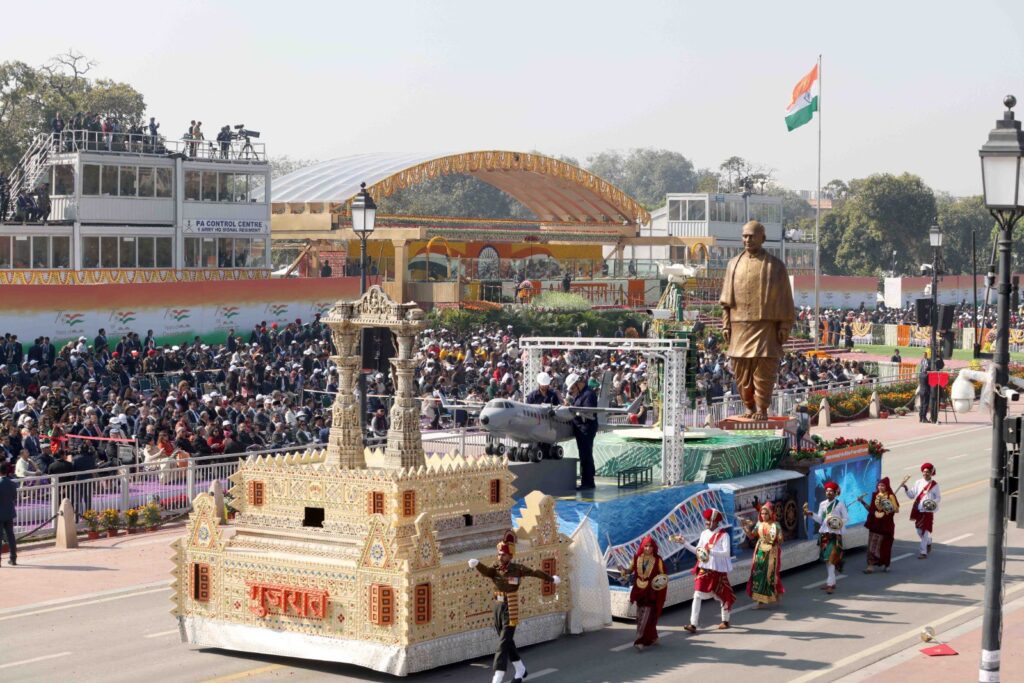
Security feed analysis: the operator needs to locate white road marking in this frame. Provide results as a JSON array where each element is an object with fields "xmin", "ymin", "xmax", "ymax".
[
  {"xmin": 0, "ymin": 651, "xmax": 72, "ymax": 670},
  {"xmin": 944, "ymin": 532, "xmax": 973, "ymax": 544},
  {"xmin": 0, "ymin": 579, "xmax": 169, "ymax": 616},
  {"xmin": 731, "ymin": 603, "xmax": 756, "ymax": 615},
  {"xmin": 0, "ymin": 587, "xmax": 169, "ymax": 622},
  {"xmin": 143, "ymin": 629, "xmax": 179, "ymax": 639},
  {"xmin": 890, "ymin": 552, "xmax": 914, "ymax": 563},
  {"xmin": 949, "ymin": 453, "xmax": 972, "ymax": 460},
  {"xmin": 530, "ymin": 669, "xmax": 558, "ymax": 680},
  {"xmin": 803, "ymin": 575, "xmax": 847, "ymax": 590},
  {"xmin": 610, "ymin": 629, "xmax": 676, "ymax": 651}
]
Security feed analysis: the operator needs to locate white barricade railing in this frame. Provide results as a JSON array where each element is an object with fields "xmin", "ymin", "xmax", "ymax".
[{"xmin": 11, "ymin": 444, "xmax": 310, "ymax": 540}]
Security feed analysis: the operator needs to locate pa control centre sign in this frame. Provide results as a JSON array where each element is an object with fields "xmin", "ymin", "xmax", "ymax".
[{"xmin": 183, "ymin": 219, "xmax": 268, "ymax": 234}]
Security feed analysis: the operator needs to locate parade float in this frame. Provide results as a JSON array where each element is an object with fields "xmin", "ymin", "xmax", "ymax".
[{"xmin": 170, "ymin": 288, "xmax": 574, "ymax": 675}]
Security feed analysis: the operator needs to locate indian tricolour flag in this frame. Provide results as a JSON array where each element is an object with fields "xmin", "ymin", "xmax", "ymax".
[{"xmin": 785, "ymin": 64, "xmax": 819, "ymax": 132}]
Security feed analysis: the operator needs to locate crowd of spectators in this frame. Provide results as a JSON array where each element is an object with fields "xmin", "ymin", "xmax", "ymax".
[{"xmin": 1, "ymin": 317, "xmax": 339, "ymax": 481}]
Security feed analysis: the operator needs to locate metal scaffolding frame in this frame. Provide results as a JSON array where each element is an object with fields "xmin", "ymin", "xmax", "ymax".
[{"xmin": 518, "ymin": 336, "xmax": 689, "ymax": 486}]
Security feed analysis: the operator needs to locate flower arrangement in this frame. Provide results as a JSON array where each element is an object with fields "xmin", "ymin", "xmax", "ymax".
[
  {"xmin": 142, "ymin": 502, "xmax": 162, "ymax": 529},
  {"xmin": 100, "ymin": 508, "xmax": 121, "ymax": 533},
  {"xmin": 82, "ymin": 509, "xmax": 100, "ymax": 533},
  {"xmin": 124, "ymin": 507, "xmax": 140, "ymax": 530}
]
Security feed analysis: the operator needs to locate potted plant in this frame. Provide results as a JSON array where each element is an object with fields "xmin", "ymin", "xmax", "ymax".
[
  {"xmin": 82, "ymin": 509, "xmax": 101, "ymax": 540},
  {"xmin": 124, "ymin": 507, "xmax": 141, "ymax": 534},
  {"xmin": 143, "ymin": 502, "xmax": 162, "ymax": 531},
  {"xmin": 101, "ymin": 508, "xmax": 121, "ymax": 537}
]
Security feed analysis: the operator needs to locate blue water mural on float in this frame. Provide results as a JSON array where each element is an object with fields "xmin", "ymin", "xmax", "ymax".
[{"xmin": 804, "ymin": 455, "xmax": 881, "ymax": 538}]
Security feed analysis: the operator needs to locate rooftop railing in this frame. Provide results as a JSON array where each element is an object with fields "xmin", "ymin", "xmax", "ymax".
[{"xmin": 48, "ymin": 129, "xmax": 267, "ymax": 162}]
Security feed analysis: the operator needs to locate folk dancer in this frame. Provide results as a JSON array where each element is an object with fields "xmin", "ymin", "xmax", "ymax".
[
  {"xmin": 619, "ymin": 535, "xmax": 669, "ymax": 650},
  {"xmin": 804, "ymin": 481, "xmax": 848, "ymax": 594},
  {"xmin": 672, "ymin": 507, "xmax": 735, "ymax": 632},
  {"xmin": 899, "ymin": 463, "xmax": 941, "ymax": 559},
  {"xmin": 742, "ymin": 501, "xmax": 784, "ymax": 608},
  {"xmin": 469, "ymin": 531, "xmax": 560, "ymax": 683},
  {"xmin": 857, "ymin": 477, "xmax": 899, "ymax": 573}
]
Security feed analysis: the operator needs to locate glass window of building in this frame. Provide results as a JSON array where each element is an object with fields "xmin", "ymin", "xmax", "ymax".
[
  {"xmin": 101, "ymin": 166, "xmax": 118, "ymax": 196},
  {"xmin": 52, "ymin": 165, "xmax": 75, "ymax": 196},
  {"xmin": 138, "ymin": 167, "xmax": 155, "ymax": 197},
  {"xmin": 32, "ymin": 236, "xmax": 49, "ymax": 268},
  {"xmin": 669, "ymin": 199, "xmax": 684, "ymax": 221},
  {"xmin": 250, "ymin": 239, "xmax": 266, "ymax": 268},
  {"xmin": 0, "ymin": 236, "xmax": 10, "ymax": 268},
  {"xmin": 156, "ymin": 168, "xmax": 173, "ymax": 198},
  {"xmin": 218, "ymin": 237, "xmax": 234, "ymax": 266},
  {"xmin": 120, "ymin": 166, "xmax": 137, "ymax": 197},
  {"xmin": 156, "ymin": 237, "xmax": 172, "ymax": 267},
  {"xmin": 218, "ymin": 173, "xmax": 230, "ymax": 202},
  {"xmin": 82, "ymin": 237, "xmax": 100, "ymax": 268},
  {"xmin": 119, "ymin": 237, "xmax": 137, "ymax": 268},
  {"xmin": 100, "ymin": 236, "xmax": 118, "ymax": 267},
  {"xmin": 234, "ymin": 238, "xmax": 250, "ymax": 267},
  {"xmin": 83, "ymin": 164, "xmax": 100, "ymax": 196},
  {"xmin": 12, "ymin": 236, "xmax": 30, "ymax": 268},
  {"xmin": 137, "ymin": 237, "xmax": 155, "ymax": 268},
  {"xmin": 249, "ymin": 174, "xmax": 266, "ymax": 202},
  {"xmin": 687, "ymin": 199, "xmax": 706, "ymax": 221},
  {"xmin": 201, "ymin": 237, "xmax": 216, "ymax": 267},
  {"xmin": 201, "ymin": 171, "xmax": 217, "ymax": 201},
  {"xmin": 233, "ymin": 175, "xmax": 248, "ymax": 202},
  {"xmin": 184, "ymin": 237, "xmax": 200, "ymax": 268},
  {"xmin": 184, "ymin": 170, "xmax": 201, "ymax": 201},
  {"xmin": 52, "ymin": 236, "xmax": 70, "ymax": 269}
]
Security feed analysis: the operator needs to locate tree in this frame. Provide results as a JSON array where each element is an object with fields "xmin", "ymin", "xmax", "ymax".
[
  {"xmin": 828, "ymin": 173, "xmax": 937, "ymax": 276},
  {"xmin": 822, "ymin": 179, "xmax": 849, "ymax": 201},
  {"xmin": 586, "ymin": 148, "xmax": 697, "ymax": 209},
  {"xmin": 0, "ymin": 51, "xmax": 145, "ymax": 173},
  {"xmin": 269, "ymin": 155, "xmax": 319, "ymax": 179},
  {"xmin": 936, "ymin": 194, "xmax": 997, "ymax": 275}
]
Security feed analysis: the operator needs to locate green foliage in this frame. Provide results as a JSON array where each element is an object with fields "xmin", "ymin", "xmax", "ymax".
[
  {"xmin": 528, "ymin": 291, "xmax": 592, "ymax": 311},
  {"xmin": 0, "ymin": 52, "xmax": 146, "ymax": 173},
  {"xmin": 821, "ymin": 173, "xmax": 937, "ymax": 276},
  {"xmin": 935, "ymin": 193, "xmax": 998, "ymax": 275},
  {"xmin": 426, "ymin": 307, "xmax": 642, "ymax": 338},
  {"xmin": 586, "ymin": 148, "xmax": 697, "ymax": 209}
]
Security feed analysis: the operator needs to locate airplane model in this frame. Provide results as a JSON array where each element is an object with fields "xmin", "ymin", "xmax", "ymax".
[{"xmin": 474, "ymin": 384, "xmax": 644, "ymax": 462}]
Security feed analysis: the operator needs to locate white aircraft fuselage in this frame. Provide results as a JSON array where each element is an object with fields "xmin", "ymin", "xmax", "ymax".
[{"xmin": 478, "ymin": 399, "xmax": 576, "ymax": 445}]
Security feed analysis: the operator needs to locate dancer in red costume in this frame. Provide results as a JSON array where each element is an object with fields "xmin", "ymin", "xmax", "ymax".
[
  {"xmin": 672, "ymin": 507, "xmax": 735, "ymax": 632},
  {"xmin": 899, "ymin": 462, "xmax": 941, "ymax": 559},
  {"xmin": 857, "ymin": 477, "xmax": 899, "ymax": 573},
  {"xmin": 619, "ymin": 535, "xmax": 668, "ymax": 650}
]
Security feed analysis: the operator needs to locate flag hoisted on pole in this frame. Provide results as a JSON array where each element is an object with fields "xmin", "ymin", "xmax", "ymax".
[{"xmin": 786, "ymin": 57, "xmax": 823, "ymax": 350}]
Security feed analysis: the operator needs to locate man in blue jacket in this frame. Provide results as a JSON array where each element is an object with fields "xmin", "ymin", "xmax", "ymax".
[
  {"xmin": 0, "ymin": 464, "xmax": 18, "ymax": 566},
  {"xmin": 566, "ymin": 372, "xmax": 598, "ymax": 490}
]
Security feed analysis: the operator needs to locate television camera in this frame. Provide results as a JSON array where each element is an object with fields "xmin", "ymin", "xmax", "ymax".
[{"xmin": 231, "ymin": 124, "xmax": 260, "ymax": 140}]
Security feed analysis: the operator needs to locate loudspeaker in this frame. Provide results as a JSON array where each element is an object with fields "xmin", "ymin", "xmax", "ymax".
[
  {"xmin": 937, "ymin": 304, "xmax": 955, "ymax": 332},
  {"xmin": 915, "ymin": 298, "xmax": 933, "ymax": 326},
  {"xmin": 941, "ymin": 331, "xmax": 954, "ymax": 360}
]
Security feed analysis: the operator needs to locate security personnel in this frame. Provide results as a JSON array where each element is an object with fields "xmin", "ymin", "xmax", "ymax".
[
  {"xmin": 566, "ymin": 372, "xmax": 598, "ymax": 490},
  {"xmin": 526, "ymin": 372, "xmax": 561, "ymax": 459}
]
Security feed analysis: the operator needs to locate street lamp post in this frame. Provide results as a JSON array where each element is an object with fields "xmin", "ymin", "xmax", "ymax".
[
  {"xmin": 351, "ymin": 181, "xmax": 377, "ymax": 436},
  {"xmin": 929, "ymin": 224, "xmax": 942, "ymax": 424},
  {"xmin": 978, "ymin": 95, "xmax": 1024, "ymax": 683}
]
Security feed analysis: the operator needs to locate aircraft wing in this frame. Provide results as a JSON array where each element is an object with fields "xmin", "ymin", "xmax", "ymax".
[{"xmin": 439, "ymin": 397, "xmax": 486, "ymax": 414}]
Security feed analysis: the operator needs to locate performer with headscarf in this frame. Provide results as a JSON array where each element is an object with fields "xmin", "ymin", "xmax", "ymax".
[
  {"xmin": 804, "ymin": 480, "xmax": 848, "ymax": 594},
  {"xmin": 619, "ymin": 535, "xmax": 669, "ymax": 650},
  {"xmin": 469, "ymin": 531, "xmax": 560, "ymax": 683},
  {"xmin": 899, "ymin": 462, "xmax": 941, "ymax": 559},
  {"xmin": 741, "ymin": 501, "xmax": 784, "ymax": 608},
  {"xmin": 857, "ymin": 477, "xmax": 899, "ymax": 573},
  {"xmin": 671, "ymin": 507, "xmax": 734, "ymax": 632}
]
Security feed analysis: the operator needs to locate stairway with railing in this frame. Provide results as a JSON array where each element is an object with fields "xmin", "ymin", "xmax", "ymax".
[{"xmin": 3, "ymin": 133, "xmax": 53, "ymax": 221}]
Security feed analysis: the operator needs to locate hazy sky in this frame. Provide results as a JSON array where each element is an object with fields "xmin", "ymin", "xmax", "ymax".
[{"xmin": 8, "ymin": 0, "xmax": 1024, "ymax": 196}]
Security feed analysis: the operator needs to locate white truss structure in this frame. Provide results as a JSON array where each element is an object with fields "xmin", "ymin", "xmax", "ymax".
[{"xmin": 519, "ymin": 336, "xmax": 689, "ymax": 486}]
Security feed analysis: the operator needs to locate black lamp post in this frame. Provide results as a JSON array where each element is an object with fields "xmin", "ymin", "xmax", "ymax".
[
  {"xmin": 351, "ymin": 182, "xmax": 377, "ymax": 435},
  {"xmin": 978, "ymin": 94, "xmax": 1024, "ymax": 683},
  {"xmin": 928, "ymin": 224, "xmax": 942, "ymax": 424}
]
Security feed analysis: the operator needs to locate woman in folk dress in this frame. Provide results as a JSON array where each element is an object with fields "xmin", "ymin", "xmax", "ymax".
[
  {"xmin": 858, "ymin": 477, "xmax": 899, "ymax": 573},
  {"xmin": 620, "ymin": 535, "xmax": 668, "ymax": 650},
  {"xmin": 742, "ymin": 501, "xmax": 785, "ymax": 608}
]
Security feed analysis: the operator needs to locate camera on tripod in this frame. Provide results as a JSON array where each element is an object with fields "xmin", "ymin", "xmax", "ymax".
[{"xmin": 231, "ymin": 124, "xmax": 261, "ymax": 140}]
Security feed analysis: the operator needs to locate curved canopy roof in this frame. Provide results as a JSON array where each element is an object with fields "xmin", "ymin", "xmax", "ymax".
[{"xmin": 266, "ymin": 151, "xmax": 649, "ymax": 225}]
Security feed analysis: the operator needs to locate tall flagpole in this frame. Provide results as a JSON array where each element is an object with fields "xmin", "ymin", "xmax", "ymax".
[{"xmin": 814, "ymin": 54, "xmax": 822, "ymax": 350}]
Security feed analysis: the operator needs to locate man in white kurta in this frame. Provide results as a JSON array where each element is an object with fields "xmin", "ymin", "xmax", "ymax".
[
  {"xmin": 673, "ymin": 507, "xmax": 735, "ymax": 632},
  {"xmin": 900, "ymin": 462, "xmax": 941, "ymax": 559},
  {"xmin": 805, "ymin": 481, "xmax": 849, "ymax": 593}
]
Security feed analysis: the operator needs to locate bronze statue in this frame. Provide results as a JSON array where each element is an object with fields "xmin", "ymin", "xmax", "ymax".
[{"xmin": 718, "ymin": 220, "xmax": 796, "ymax": 419}]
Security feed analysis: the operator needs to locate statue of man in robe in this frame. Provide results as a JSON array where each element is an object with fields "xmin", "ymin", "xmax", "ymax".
[{"xmin": 718, "ymin": 220, "xmax": 796, "ymax": 419}]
